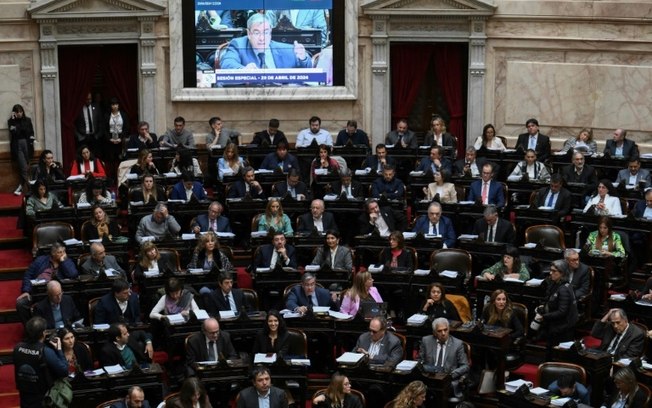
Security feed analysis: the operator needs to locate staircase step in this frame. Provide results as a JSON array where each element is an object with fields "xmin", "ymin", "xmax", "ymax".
[{"xmin": 0, "ymin": 250, "xmax": 32, "ymax": 280}]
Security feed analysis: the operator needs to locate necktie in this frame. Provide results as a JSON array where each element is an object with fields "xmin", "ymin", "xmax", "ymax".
[
  {"xmin": 488, "ymin": 225, "xmax": 494, "ymax": 242},
  {"xmin": 481, "ymin": 182, "xmax": 489, "ymax": 204},
  {"xmin": 87, "ymin": 106, "xmax": 93, "ymax": 134},
  {"xmin": 436, "ymin": 342, "xmax": 445, "ymax": 366},
  {"xmin": 258, "ymin": 52, "xmax": 266, "ymax": 69},
  {"xmin": 608, "ymin": 332, "xmax": 622, "ymax": 354},
  {"xmin": 432, "ymin": 223, "xmax": 438, "ymax": 235},
  {"xmin": 276, "ymin": 251, "xmax": 283, "ymax": 267},
  {"xmin": 397, "ymin": 134, "xmax": 403, "ymax": 146},
  {"xmin": 547, "ymin": 192, "xmax": 555, "ymax": 207},
  {"xmin": 208, "ymin": 341, "xmax": 216, "ymax": 361}
]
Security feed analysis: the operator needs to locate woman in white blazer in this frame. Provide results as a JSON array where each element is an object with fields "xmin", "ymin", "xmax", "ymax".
[
  {"xmin": 583, "ymin": 179, "xmax": 622, "ymax": 216},
  {"xmin": 423, "ymin": 169, "xmax": 457, "ymax": 203}
]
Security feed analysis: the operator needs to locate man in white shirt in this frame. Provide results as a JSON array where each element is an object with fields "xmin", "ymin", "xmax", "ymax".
[{"xmin": 296, "ymin": 116, "xmax": 333, "ymax": 147}]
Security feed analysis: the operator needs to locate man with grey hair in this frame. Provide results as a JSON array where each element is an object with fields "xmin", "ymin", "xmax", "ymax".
[
  {"xmin": 135, "ymin": 202, "xmax": 181, "ymax": 243},
  {"xmin": 453, "ymin": 146, "xmax": 485, "ymax": 177},
  {"xmin": 298, "ymin": 199, "xmax": 338, "ymax": 233},
  {"xmin": 472, "ymin": 205, "xmax": 515, "ymax": 244},
  {"xmin": 591, "ymin": 308, "xmax": 645, "ymax": 360},
  {"xmin": 286, "ymin": 272, "xmax": 336, "ymax": 314},
  {"xmin": 32, "ymin": 280, "xmax": 83, "ymax": 329},
  {"xmin": 331, "ymin": 168, "xmax": 363, "ymax": 198},
  {"xmin": 564, "ymin": 249, "xmax": 590, "ymax": 299},
  {"xmin": 81, "ymin": 242, "xmax": 126, "ymax": 279}
]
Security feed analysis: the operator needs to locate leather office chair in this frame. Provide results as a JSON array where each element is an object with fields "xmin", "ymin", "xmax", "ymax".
[
  {"xmin": 242, "ymin": 288, "xmax": 259, "ymax": 311},
  {"xmin": 32, "ymin": 221, "xmax": 75, "ymax": 256},
  {"xmin": 536, "ymin": 362, "xmax": 586, "ymax": 388},
  {"xmin": 524, "ymin": 224, "xmax": 566, "ymax": 249},
  {"xmin": 576, "ymin": 267, "xmax": 594, "ymax": 324},
  {"xmin": 638, "ymin": 383, "xmax": 652, "ymax": 406},
  {"xmin": 163, "ymin": 391, "xmax": 180, "ymax": 405},
  {"xmin": 88, "ymin": 297, "xmax": 101, "ymax": 326},
  {"xmin": 505, "ymin": 302, "xmax": 528, "ymax": 370},
  {"xmin": 632, "ymin": 321, "xmax": 649, "ymax": 357},
  {"xmin": 251, "ymin": 213, "xmax": 264, "ymax": 232},
  {"xmin": 311, "ymin": 388, "xmax": 367, "ymax": 407},
  {"xmin": 286, "ymin": 328, "xmax": 308, "ymax": 358},
  {"xmin": 158, "ymin": 248, "xmax": 181, "ymax": 272},
  {"xmin": 213, "ymin": 41, "xmax": 231, "ymax": 70},
  {"xmin": 95, "ymin": 398, "xmax": 123, "ymax": 408},
  {"xmin": 447, "ymin": 294, "xmax": 471, "ymax": 323},
  {"xmin": 430, "ymin": 248, "xmax": 473, "ymax": 283}
]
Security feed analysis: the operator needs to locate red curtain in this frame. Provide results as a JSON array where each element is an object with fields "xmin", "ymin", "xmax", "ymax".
[
  {"xmin": 390, "ymin": 44, "xmax": 434, "ymax": 125},
  {"xmin": 100, "ymin": 45, "xmax": 138, "ymax": 134},
  {"xmin": 433, "ymin": 44, "xmax": 466, "ymax": 159}
]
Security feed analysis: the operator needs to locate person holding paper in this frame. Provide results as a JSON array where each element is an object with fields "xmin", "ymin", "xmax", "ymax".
[
  {"xmin": 286, "ymin": 272, "xmax": 336, "ymax": 314},
  {"xmin": 135, "ymin": 202, "xmax": 182, "ymax": 243},
  {"xmin": 311, "ymin": 230, "xmax": 353, "ymax": 271},
  {"xmin": 81, "ymin": 242, "xmax": 126, "ymax": 279},
  {"xmin": 412, "ymin": 202, "xmax": 456, "ymax": 248},
  {"xmin": 99, "ymin": 323, "xmax": 152, "ymax": 369},
  {"xmin": 94, "ymin": 279, "xmax": 143, "ymax": 325},
  {"xmin": 187, "ymin": 232, "xmax": 233, "ymax": 271},
  {"xmin": 354, "ymin": 316, "xmax": 403, "ymax": 366},
  {"xmin": 217, "ymin": 142, "xmax": 245, "ymax": 181},
  {"xmin": 191, "ymin": 201, "xmax": 232, "ymax": 234},
  {"xmin": 253, "ymin": 232, "xmax": 298, "ymax": 269},
  {"xmin": 481, "ymin": 246, "xmax": 530, "ymax": 281},
  {"xmin": 559, "ymin": 127, "xmax": 597, "ymax": 155},
  {"xmin": 185, "ymin": 318, "xmax": 237, "ymax": 376},
  {"xmin": 203, "ymin": 272, "xmax": 251, "ymax": 317},
  {"xmin": 32, "ymin": 281, "xmax": 83, "ymax": 330},
  {"xmin": 252, "ymin": 309, "xmax": 290, "ymax": 359},
  {"xmin": 421, "ymin": 283, "xmax": 460, "ymax": 323},
  {"xmin": 149, "ymin": 277, "xmax": 200, "ymax": 322},
  {"xmin": 310, "ymin": 144, "xmax": 340, "ymax": 182},
  {"xmin": 590, "ymin": 308, "xmax": 644, "ymax": 360},
  {"xmin": 82, "ymin": 205, "xmax": 121, "ymax": 242},
  {"xmin": 340, "ymin": 271, "xmax": 383, "ymax": 317}
]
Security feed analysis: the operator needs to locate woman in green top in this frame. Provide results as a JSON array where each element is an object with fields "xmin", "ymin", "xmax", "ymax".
[
  {"xmin": 482, "ymin": 246, "xmax": 530, "ymax": 281},
  {"xmin": 257, "ymin": 197, "xmax": 293, "ymax": 236},
  {"xmin": 585, "ymin": 215, "xmax": 625, "ymax": 257},
  {"xmin": 25, "ymin": 180, "xmax": 63, "ymax": 217}
]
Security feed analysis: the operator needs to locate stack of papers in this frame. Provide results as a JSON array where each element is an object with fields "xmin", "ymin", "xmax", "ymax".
[
  {"xmin": 216, "ymin": 232, "xmax": 236, "ymax": 238},
  {"xmin": 85, "ymin": 368, "xmax": 105, "ymax": 377},
  {"xmin": 144, "ymin": 269, "xmax": 159, "ymax": 277},
  {"xmin": 402, "ymin": 232, "xmax": 416, "ymax": 239},
  {"xmin": 255, "ymin": 169, "xmax": 274, "ymax": 174},
  {"xmin": 323, "ymin": 194, "xmax": 339, "ymax": 201},
  {"xmin": 93, "ymin": 324, "xmax": 110, "ymax": 330},
  {"xmin": 458, "ymin": 201, "xmax": 475, "ymax": 205},
  {"xmin": 409, "ymin": 171, "xmax": 424, "ymax": 176},
  {"xmin": 395, "ymin": 360, "xmax": 418, "ymax": 371},
  {"xmin": 407, "ymin": 314, "xmax": 428, "ymax": 325},
  {"xmin": 67, "ymin": 174, "xmax": 86, "ymax": 181},
  {"xmin": 254, "ymin": 353, "xmax": 277, "ymax": 364},
  {"xmin": 163, "ymin": 172, "xmax": 177, "ymax": 177},
  {"xmin": 530, "ymin": 387, "xmax": 549, "ymax": 396},
  {"xmin": 30, "ymin": 279, "xmax": 47, "ymax": 285},
  {"xmin": 505, "ymin": 379, "xmax": 533, "ymax": 393},
  {"xmin": 130, "ymin": 201, "xmax": 144, "ymax": 206},
  {"xmin": 610, "ymin": 294, "xmax": 627, "ymax": 301},
  {"xmin": 219, "ymin": 311, "xmax": 236, "ymax": 319},
  {"xmin": 328, "ymin": 310, "xmax": 353, "ymax": 320},
  {"xmin": 103, "ymin": 364, "xmax": 125, "ymax": 375},
  {"xmin": 550, "ymin": 397, "xmax": 571, "ymax": 406},
  {"xmin": 525, "ymin": 278, "xmax": 544, "ymax": 287},
  {"xmin": 103, "ymin": 268, "xmax": 119, "ymax": 277},
  {"xmin": 414, "ymin": 269, "xmax": 430, "ymax": 276},
  {"xmin": 459, "ymin": 234, "xmax": 478, "ymax": 240},
  {"xmin": 188, "ymin": 268, "xmax": 205, "ymax": 274},
  {"xmin": 166, "ymin": 314, "xmax": 186, "ymax": 325},
  {"xmin": 368, "ymin": 264, "xmax": 384, "ymax": 273},
  {"xmin": 439, "ymin": 270, "xmax": 458, "ymax": 279},
  {"xmin": 63, "ymin": 238, "xmax": 83, "ymax": 246},
  {"xmin": 355, "ymin": 168, "xmax": 371, "ymax": 175},
  {"xmin": 181, "ymin": 233, "xmax": 197, "ymax": 240},
  {"xmin": 642, "ymin": 361, "xmax": 652, "ymax": 370},
  {"xmin": 313, "ymin": 306, "xmax": 330, "ymax": 314},
  {"xmin": 126, "ymin": 173, "xmax": 138, "ymax": 180},
  {"xmin": 503, "ymin": 277, "xmax": 524, "ymax": 283},
  {"xmin": 140, "ymin": 236, "xmax": 156, "ymax": 242},
  {"xmin": 523, "ymin": 243, "xmax": 537, "ymax": 248},
  {"xmin": 314, "ymin": 168, "xmax": 328, "ymax": 175},
  {"xmin": 251, "ymin": 231, "xmax": 268, "ymax": 238},
  {"xmin": 305, "ymin": 265, "xmax": 320, "ymax": 272},
  {"xmin": 336, "ymin": 352, "xmax": 364, "ymax": 364},
  {"xmin": 256, "ymin": 267, "xmax": 271, "ymax": 273},
  {"xmin": 282, "ymin": 311, "xmax": 302, "ymax": 319},
  {"xmin": 557, "ymin": 341, "xmax": 574, "ymax": 350},
  {"xmin": 290, "ymin": 359, "xmax": 311, "ymax": 366}
]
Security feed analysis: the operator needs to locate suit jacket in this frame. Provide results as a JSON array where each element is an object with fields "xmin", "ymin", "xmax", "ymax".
[
  {"xmin": 604, "ymin": 138, "xmax": 639, "ymax": 160},
  {"xmin": 237, "ymin": 386, "xmax": 288, "ymax": 408},
  {"xmin": 615, "ymin": 168, "xmax": 651, "ymax": 188},
  {"xmin": 228, "ymin": 180, "xmax": 265, "ymax": 199},
  {"xmin": 254, "ymin": 244, "xmax": 298, "ymax": 269},
  {"xmin": 561, "ymin": 164, "xmax": 597, "ymax": 186},
  {"xmin": 99, "ymin": 329, "xmax": 151, "ymax": 367},
  {"xmin": 297, "ymin": 211, "xmax": 338, "ymax": 233},
  {"xmin": 94, "ymin": 292, "xmax": 141, "ymax": 325},
  {"xmin": 203, "ymin": 288, "xmax": 251, "ymax": 317},
  {"xmin": 472, "ymin": 217, "xmax": 515, "ymax": 244},
  {"xmin": 335, "ymin": 129, "xmax": 369, "ymax": 146},
  {"xmin": 33, "ymin": 295, "xmax": 82, "ymax": 329},
  {"xmin": 633, "ymin": 199, "xmax": 652, "ymax": 219},
  {"xmin": 192, "ymin": 213, "xmax": 232, "ymax": 233},
  {"xmin": 330, "ymin": 180, "xmax": 363, "ymax": 199},
  {"xmin": 569, "ymin": 262, "xmax": 591, "ymax": 299},
  {"xmin": 127, "ymin": 133, "xmax": 159, "ymax": 150},
  {"xmin": 467, "ymin": 179, "xmax": 505, "ymax": 208},
  {"xmin": 170, "ymin": 181, "xmax": 207, "ymax": 201},
  {"xmin": 534, "ymin": 186, "xmax": 572, "ymax": 217},
  {"xmin": 452, "ymin": 158, "xmax": 486, "ymax": 177},
  {"xmin": 354, "ymin": 331, "xmax": 403, "ymax": 366},
  {"xmin": 364, "ymin": 155, "xmax": 397, "ymax": 173},
  {"xmin": 385, "ymin": 130, "xmax": 418, "ymax": 148},
  {"xmin": 591, "ymin": 320, "xmax": 645, "ymax": 360},
  {"xmin": 259, "ymin": 152, "xmax": 300, "ymax": 173},
  {"xmin": 273, "ymin": 181, "xmax": 311, "ymax": 200},
  {"xmin": 379, "ymin": 248, "xmax": 414, "ymax": 271},
  {"xmin": 251, "ymin": 130, "xmax": 288, "ymax": 146},
  {"xmin": 357, "ymin": 207, "xmax": 403, "ymax": 235},
  {"xmin": 423, "ymin": 182, "xmax": 457, "ymax": 204},
  {"xmin": 221, "ymin": 36, "xmax": 312, "ymax": 69},
  {"xmin": 415, "ymin": 157, "xmax": 453, "ymax": 175},
  {"xmin": 419, "ymin": 335, "xmax": 470, "ymax": 380},
  {"xmin": 111, "ymin": 399, "xmax": 152, "ymax": 408},
  {"xmin": 423, "ymin": 132, "xmax": 457, "ymax": 154},
  {"xmin": 412, "ymin": 215, "xmax": 457, "ymax": 248},
  {"xmin": 74, "ymin": 103, "xmax": 101, "ymax": 142},
  {"xmin": 516, "ymin": 133, "xmax": 551, "ymax": 162},
  {"xmin": 371, "ymin": 177, "xmax": 405, "ymax": 200},
  {"xmin": 81, "ymin": 255, "xmax": 126, "ymax": 279},
  {"xmin": 286, "ymin": 285, "xmax": 336, "ymax": 310},
  {"xmin": 186, "ymin": 331, "xmax": 238, "ymax": 375},
  {"xmin": 311, "ymin": 246, "xmax": 353, "ymax": 271}
]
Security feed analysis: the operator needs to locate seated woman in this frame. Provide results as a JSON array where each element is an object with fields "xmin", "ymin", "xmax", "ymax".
[
  {"xmin": 168, "ymin": 377, "xmax": 212, "ymax": 408},
  {"xmin": 379, "ymin": 231, "xmax": 414, "ymax": 271},
  {"xmin": 31, "ymin": 149, "xmax": 65, "ymax": 184},
  {"xmin": 257, "ymin": 198, "xmax": 293, "ymax": 236},
  {"xmin": 187, "ymin": 231, "xmax": 233, "ymax": 271},
  {"xmin": 217, "ymin": 143, "xmax": 245, "ymax": 181},
  {"xmin": 130, "ymin": 148, "xmax": 159, "ymax": 176},
  {"xmin": 604, "ymin": 367, "xmax": 648, "ymax": 408},
  {"xmin": 420, "ymin": 282, "xmax": 460, "ymax": 322},
  {"xmin": 422, "ymin": 169, "xmax": 457, "ymax": 203},
  {"xmin": 392, "ymin": 381, "xmax": 427, "ymax": 408},
  {"xmin": 69, "ymin": 145, "xmax": 106, "ymax": 179},
  {"xmin": 481, "ymin": 246, "xmax": 530, "ymax": 281},
  {"xmin": 130, "ymin": 174, "xmax": 165, "ymax": 205},
  {"xmin": 340, "ymin": 271, "xmax": 383, "ymax": 317},
  {"xmin": 149, "ymin": 277, "xmax": 199, "ymax": 321},
  {"xmin": 481, "ymin": 289, "xmax": 523, "ymax": 339},
  {"xmin": 583, "ymin": 179, "xmax": 622, "ymax": 216},
  {"xmin": 310, "ymin": 144, "xmax": 340, "ymax": 182},
  {"xmin": 252, "ymin": 309, "xmax": 290, "ymax": 359},
  {"xmin": 170, "ymin": 147, "xmax": 202, "ymax": 178},
  {"xmin": 584, "ymin": 215, "xmax": 626, "ymax": 258},
  {"xmin": 25, "ymin": 180, "xmax": 63, "ymax": 217},
  {"xmin": 58, "ymin": 327, "xmax": 93, "ymax": 375},
  {"xmin": 77, "ymin": 178, "xmax": 113, "ymax": 206},
  {"xmin": 312, "ymin": 373, "xmax": 363, "ymax": 408},
  {"xmin": 82, "ymin": 204, "xmax": 120, "ymax": 242},
  {"xmin": 473, "ymin": 124, "xmax": 506, "ymax": 152},
  {"xmin": 507, "ymin": 149, "xmax": 551, "ymax": 182},
  {"xmin": 559, "ymin": 128, "xmax": 598, "ymax": 155},
  {"xmin": 310, "ymin": 230, "xmax": 353, "ymax": 271}
]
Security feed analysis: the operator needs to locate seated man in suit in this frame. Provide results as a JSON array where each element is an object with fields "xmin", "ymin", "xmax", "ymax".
[
  {"xmin": 273, "ymin": 168, "xmax": 310, "ymax": 201},
  {"xmin": 110, "ymin": 386, "xmax": 151, "ymax": 408},
  {"xmin": 516, "ymin": 118, "xmax": 551, "ymax": 162},
  {"xmin": 286, "ymin": 272, "xmax": 336, "ymax": 314},
  {"xmin": 412, "ymin": 202, "xmax": 456, "ymax": 248},
  {"xmin": 564, "ymin": 249, "xmax": 591, "ymax": 300},
  {"xmin": 467, "ymin": 162, "xmax": 505, "ymax": 208},
  {"xmin": 32, "ymin": 280, "xmax": 83, "ymax": 329},
  {"xmin": 416, "ymin": 145, "xmax": 452, "ymax": 175},
  {"xmin": 191, "ymin": 201, "xmax": 232, "ymax": 233},
  {"xmin": 453, "ymin": 146, "xmax": 485, "ymax": 178},
  {"xmin": 385, "ymin": 119, "xmax": 418, "ymax": 149},
  {"xmin": 335, "ymin": 120, "xmax": 369, "ymax": 147},
  {"xmin": 259, "ymin": 141, "xmax": 300, "ymax": 173},
  {"xmin": 633, "ymin": 189, "xmax": 652, "ymax": 219},
  {"xmin": 354, "ymin": 316, "xmax": 403, "ymax": 366},
  {"xmin": 127, "ymin": 121, "xmax": 158, "ymax": 150},
  {"xmin": 227, "ymin": 166, "xmax": 265, "ymax": 199},
  {"xmin": 371, "ymin": 165, "xmax": 405, "ymax": 200},
  {"xmin": 203, "ymin": 272, "xmax": 252, "ymax": 317},
  {"xmin": 81, "ymin": 242, "xmax": 126, "ymax": 279},
  {"xmin": 186, "ymin": 317, "xmax": 238, "ymax": 376},
  {"xmin": 365, "ymin": 144, "xmax": 396, "ymax": 174},
  {"xmin": 472, "ymin": 205, "xmax": 515, "ymax": 244},
  {"xmin": 604, "ymin": 128, "xmax": 639, "ymax": 160},
  {"xmin": 419, "ymin": 317, "xmax": 470, "ymax": 397},
  {"xmin": 251, "ymin": 118, "xmax": 288, "ymax": 146},
  {"xmin": 297, "ymin": 199, "xmax": 338, "ymax": 234},
  {"xmin": 99, "ymin": 323, "xmax": 153, "ymax": 368},
  {"xmin": 237, "ymin": 365, "xmax": 288, "ymax": 408},
  {"xmin": 591, "ymin": 308, "xmax": 645, "ymax": 360},
  {"xmin": 614, "ymin": 158, "xmax": 650, "ymax": 189},
  {"xmin": 561, "ymin": 151, "xmax": 598, "ymax": 205},
  {"xmin": 533, "ymin": 174, "xmax": 572, "ymax": 217},
  {"xmin": 135, "ymin": 202, "xmax": 182, "ymax": 244},
  {"xmin": 253, "ymin": 231, "xmax": 298, "ymax": 269},
  {"xmin": 357, "ymin": 198, "xmax": 405, "ymax": 237},
  {"xmin": 330, "ymin": 168, "xmax": 363, "ymax": 199},
  {"xmin": 169, "ymin": 171, "xmax": 207, "ymax": 202},
  {"xmin": 547, "ymin": 374, "xmax": 590, "ymax": 406},
  {"xmin": 94, "ymin": 279, "xmax": 142, "ymax": 325}
]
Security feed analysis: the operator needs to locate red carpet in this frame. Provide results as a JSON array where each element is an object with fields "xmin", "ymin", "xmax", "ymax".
[
  {"xmin": 0, "ymin": 280, "xmax": 21, "ymax": 311},
  {"xmin": 0, "ymin": 193, "xmax": 22, "ymax": 211},
  {"xmin": 0, "ymin": 323, "xmax": 23, "ymax": 355},
  {"xmin": 0, "ymin": 249, "xmax": 32, "ymax": 270}
]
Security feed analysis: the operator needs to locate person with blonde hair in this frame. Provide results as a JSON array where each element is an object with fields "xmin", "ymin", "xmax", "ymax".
[
  {"xmin": 392, "ymin": 380, "xmax": 427, "ymax": 408},
  {"xmin": 257, "ymin": 197, "xmax": 293, "ymax": 236},
  {"xmin": 559, "ymin": 128, "xmax": 597, "ymax": 154},
  {"xmin": 312, "ymin": 373, "xmax": 363, "ymax": 408},
  {"xmin": 340, "ymin": 271, "xmax": 383, "ymax": 317},
  {"xmin": 187, "ymin": 231, "xmax": 232, "ymax": 271}
]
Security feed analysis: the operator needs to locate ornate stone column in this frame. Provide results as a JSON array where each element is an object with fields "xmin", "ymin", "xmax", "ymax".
[
  {"xmin": 139, "ymin": 18, "xmax": 157, "ymax": 129},
  {"xmin": 370, "ymin": 15, "xmax": 390, "ymax": 146},
  {"xmin": 467, "ymin": 18, "xmax": 487, "ymax": 146},
  {"xmin": 38, "ymin": 21, "xmax": 63, "ymax": 161}
]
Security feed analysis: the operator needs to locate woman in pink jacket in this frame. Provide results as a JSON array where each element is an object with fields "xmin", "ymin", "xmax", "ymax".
[{"xmin": 340, "ymin": 271, "xmax": 383, "ymax": 317}]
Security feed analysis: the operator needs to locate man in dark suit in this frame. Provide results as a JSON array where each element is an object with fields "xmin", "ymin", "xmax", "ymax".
[
  {"xmin": 453, "ymin": 146, "xmax": 486, "ymax": 178},
  {"xmin": 412, "ymin": 202, "xmax": 456, "ymax": 248},
  {"xmin": 330, "ymin": 168, "xmax": 363, "ymax": 199},
  {"xmin": 126, "ymin": 121, "xmax": 158, "ymax": 150},
  {"xmin": 99, "ymin": 323, "xmax": 153, "ymax": 368},
  {"xmin": 415, "ymin": 146, "xmax": 453, "ymax": 175},
  {"xmin": 186, "ymin": 317, "xmax": 238, "ymax": 376},
  {"xmin": 357, "ymin": 198, "xmax": 405, "ymax": 236},
  {"xmin": 516, "ymin": 118, "xmax": 551, "ymax": 162},
  {"xmin": 604, "ymin": 128, "xmax": 639, "ymax": 160},
  {"xmin": 419, "ymin": 317, "xmax": 470, "ymax": 397},
  {"xmin": 74, "ymin": 92, "xmax": 101, "ymax": 152},
  {"xmin": 191, "ymin": 201, "xmax": 232, "ymax": 233},
  {"xmin": 364, "ymin": 144, "xmax": 396, "ymax": 173},
  {"xmin": 354, "ymin": 316, "xmax": 403, "ymax": 366},
  {"xmin": 472, "ymin": 205, "xmax": 515, "ymax": 244},
  {"xmin": 169, "ymin": 171, "xmax": 207, "ymax": 201},
  {"xmin": 203, "ymin": 272, "xmax": 252, "ymax": 316},
  {"xmin": 371, "ymin": 165, "xmax": 405, "ymax": 200},
  {"xmin": 259, "ymin": 142, "xmax": 300, "ymax": 173},
  {"xmin": 614, "ymin": 158, "xmax": 650, "ymax": 189},
  {"xmin": 533, "ymin": 174, "xmax": 572, "ymax": 217},
  {"xmin": 335, "ymin": 120, "xmax": 369, "ymax": 147},
  {"xmin": 237, "ymin": 366, "xmax": 288, "ymax": 408},
  {"xmin": 81, "ymin": 242, "xmax": 127, "ymax": 279},
  {"xmin": 273, "ymin": 168, "xmax": 310, "ymax": 201},
  {"xmin": 297, "ymin": 199, "xmax": 338, "ymax": 233},
  {"xmin": 227, "ymin": 166, "xmax": 265, "ymax": 199},
  {"xmin": 32, "ymin": 281, "xmax": 82, "ymax": 329},
  {"xmin": 94, "ymin": 279, "xmax": 142, "ymax": 325},
  {"xmin": 286, "ymin": 272, "xmax": 336, "ymax": 313},
  {"xmin": 633, "ymin": 189, "xmax": 652, "ymax": 219},
  {"xmin": 385, "ymin": 119, "xmax": 418, "ymax": 148},
  {"xmin": 110, "ymin": 386, "xmax": 151, "ymax": 408},
  {"xmin": 467, "ymin": 163, "xmax": 505, "ymax": 208},
  {"xmin": 564, "ymin": 249, "xmax": 591, "ymax": 300},
  {"xmin": 561, "ymin": 151, "xmax": 598, "ymax": 206},
  {"xmin": 591, "ymin": 308, "xmax": 645, "ymax": 360},
  {"xmin": 251, "ymin": 118, "xmax": 288, "ymax": 146},
  {"xmin": 253, "ymin": 232, "xmax": 298, "ymax": 269}
]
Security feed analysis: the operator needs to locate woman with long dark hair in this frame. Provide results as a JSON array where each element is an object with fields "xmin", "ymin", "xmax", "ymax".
[
  {"xmin": 25, "ymin": 181, "xmax": 63, "ymax": 217},
  {"xmin": 473, "ymin": 123, "xmax": 506, "ymax": 152},
  {"xmin": 482, "ymin": 289, "xmax": 523, "ymax": 339},
  {"xmin": 149, "ymin": 277, "xmax": 199, "ymax": 321},
  {"xmin": 82, "ymin": 204, "xmax": 120, "ymax": 241},
  {"xmin": 31, "ymin": 150, "xmax": 65, "ymax": 184},
  {"xmin": 131, "ymin": 174, "xmax": 165, "ymax": 205},
  {"xmin": 70, "ymin": 145, "xmax": 106, "ymax": 179},
  {"xmin": 130, "ymin": 149, "xmax": 159, "ymax": 176},
  {"xmin": 8, "ymin": 104, "xmax": 34, "ymax": 195},
  {"xmin": 481, "ymin": 246, "xmax": 530, "ymax": 281},
  {"xmin": 77, "ymin": 177, "xmax": 112, "ymax": 206},
  {"xmin": 421, "ymin": 282, "xmax": 460, "ymax": 322},
  {"xmin": 584, "ymin": 215, "xmax": 626, "ymax": 258},
  {"xmin": 58, "ymin": 327, "xmax": 93, "ymax": 375},
  {"xmin": 310, "ymin": 144, "xmax": 340, "ymax": 181},
  {"xmin": 583, "ymin": 179, "xmax": 622, "ymax": 216},
  {"xmin": 252, "ymin": 310, "xmax": 290, "ymax": 358},
  {"xmin": 169, "ymin": 377, "xmax": 212, "ymax": 408}
]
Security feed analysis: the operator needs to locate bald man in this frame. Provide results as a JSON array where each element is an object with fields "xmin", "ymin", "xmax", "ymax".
[{"xmin": 32, "ymin": 280, "xmax": 83, "ymax": 329}]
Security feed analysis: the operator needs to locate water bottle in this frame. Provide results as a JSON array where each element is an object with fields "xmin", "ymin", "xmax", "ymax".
[{"xmin": 110, "ymin": 190, "xmax": 116, "ymax": 202}]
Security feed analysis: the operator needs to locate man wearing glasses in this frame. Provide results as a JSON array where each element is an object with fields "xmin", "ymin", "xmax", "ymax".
[
  {"xmin": 354, "ymin": 316, "xmax": 403, "ymax": 366},
  {"xmin": 286, "ymin": 273, "xmax": 336, "ymax": 314},
  {"xmin": 412, "ymin": 201, "xmax": 456, "ymax": 248},
  {"xmin": 186, "ymin": 317, "xmax": 238, "ymax": 376}
]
